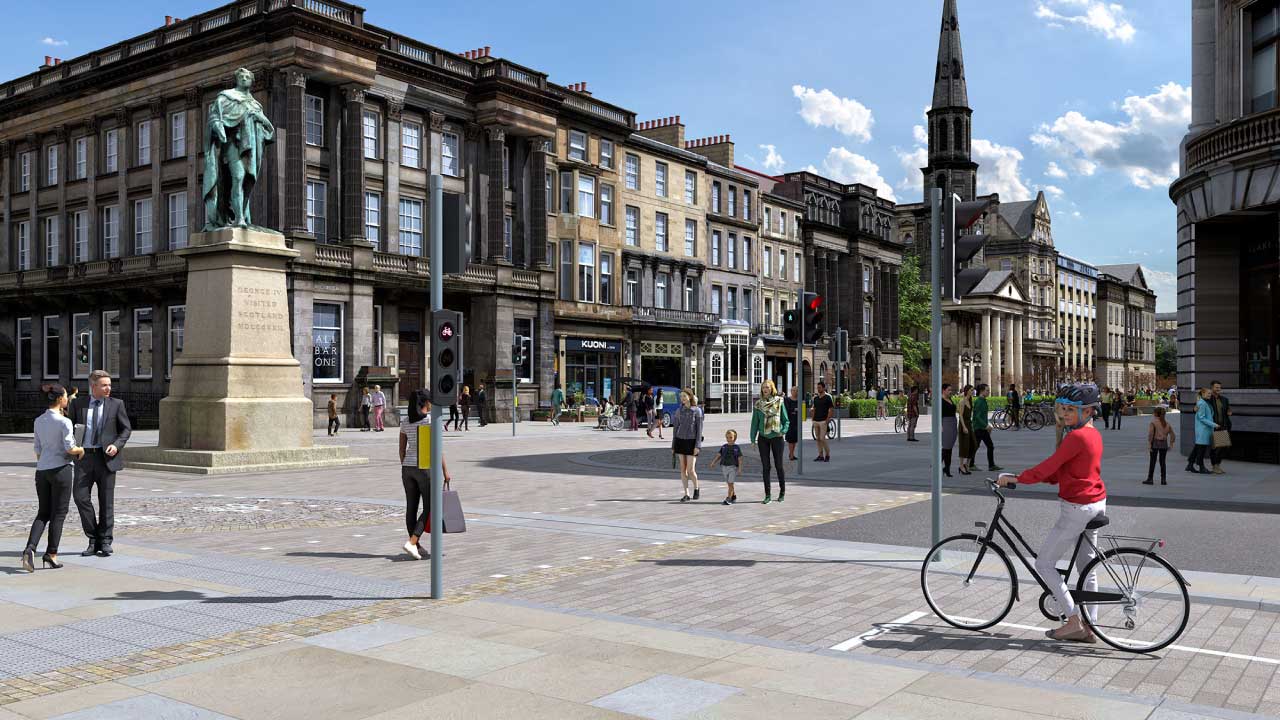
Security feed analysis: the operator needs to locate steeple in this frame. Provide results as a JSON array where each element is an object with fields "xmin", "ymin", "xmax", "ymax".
[
  {"xmin": 924, "ymin": 0, "xmax": 978, "ymax": 203},
  {"xmin": 933, "ymin": 0, "xmax": 969, "ymax": 109}
]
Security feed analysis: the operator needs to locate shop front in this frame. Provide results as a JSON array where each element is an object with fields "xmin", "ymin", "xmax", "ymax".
[
  {"xmin": 562, "ymin": 336, "xmax": 623, "ymax": 404},
  {"xmin": 638, "ymin": 340, "xmax": 685, "ymax": 390}
]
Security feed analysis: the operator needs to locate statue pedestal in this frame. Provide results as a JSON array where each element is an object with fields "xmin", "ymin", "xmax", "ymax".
[{"xmin": 129, "ymin": 228, "xmax": 364, "ymax": 474}]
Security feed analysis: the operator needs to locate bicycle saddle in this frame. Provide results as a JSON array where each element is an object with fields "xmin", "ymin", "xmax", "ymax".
[{"xmin": 1086, "ymin": 514, "xmax": 1110, "ymax": 530}]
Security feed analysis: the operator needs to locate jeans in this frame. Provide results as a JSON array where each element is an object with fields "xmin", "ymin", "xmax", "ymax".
[
  {"xmin": 756, "ymin": 435, "xmax": 785, "ymax": 496},
  {"xmin": 328, "ymin": 418, "xmax": 340, "ymax": 434},
  {"xmin": 1113, "ymin": 409, "xmax": 1123, "ymax": 429},
  {"xmin": 401, "ymin": 466, "xmax": 431, "ymax": 538},
  {"xmin": 360, "ymin": 406, "xmax": 370, "ymax": 430},
  {"xmin": 27, "ymin": 465, "xmax": 73, "ymax": 555},
  {"xmin": 1100, "ymin": 407, "xmax": 1111, "ymax": 429},
  {"xmin": 1148, "ymin": 449, "xmax": 1167, "ymax": 481},
  {"xmin": 974, "ymin": 428, "xmax": 995, "ymax": 468},
  {"xmin": 1035, "ymin": 498, "xmax": 1106, "ymax": 620},
  {"xmin": 907, "ymin": 415, "xmax": 919, "ymax": 439}
]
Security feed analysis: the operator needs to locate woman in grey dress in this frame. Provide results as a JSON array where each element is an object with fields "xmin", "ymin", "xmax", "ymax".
[{"xmin": 940, "ymin": 383, "xmax": 957, "ymax": 477}]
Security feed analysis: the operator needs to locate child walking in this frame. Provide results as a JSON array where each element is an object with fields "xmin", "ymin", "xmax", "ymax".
[{"xmin": 709, "ymin": 430, "xmax": 745, "ymax": 505}]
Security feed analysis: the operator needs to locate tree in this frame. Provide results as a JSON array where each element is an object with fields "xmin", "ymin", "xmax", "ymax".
[
  {"xmin": 898, "ymin": 253, "xmax": 931, "ymax": 372},
  {"xmin": 1156, "ymin": 335, "xmax": 1176, "ymax": 380}
]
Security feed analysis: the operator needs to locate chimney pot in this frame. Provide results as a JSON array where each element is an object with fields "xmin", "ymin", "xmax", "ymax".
[
  {"xmin": 676, "ymin": 115, "xmax": 681, "ymax": 124},
  {"xmin": 484, "ymin": 46, "xmax": 491, "ymax": 57},
  {"xmin": 44, "ymin": 55, "xmax": 51, "ymax": 66},
  {"xmin": 54, "ymin": 58, "xmax": 62, "ymax": 65},
  {"xmin": 165, "ymin": 15, "xmax": 172, "ymax": 25}
]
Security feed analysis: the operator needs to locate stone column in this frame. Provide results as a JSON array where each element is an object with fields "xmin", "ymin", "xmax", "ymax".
[
  {"xmin": 486, "ymin": 126, "xmax": 507, "ymax": 263},
  {"xmin": 0, "ymin": 141, "xmax": 9, "ymax": 270},
  {"xmin": 341, "ymin": 86, "xmax": 368, "ymax": 245},
  {"xmin": 1190, "ymin": 0, "xmax": 1217, "ymax": 135},
  {"xmin": 981, "ymin": 311, "xmax": 992, "ymax": 386},
  {"xmin": 383, "ymin": 100, "xmax": 404, "ymax": 254},
  {"xmin": 284, "ymin": 69, "xmax": 308, "ymax": 236},
  {"xmin": 527, "ymin": 137, "xmax": 550, "ymax": 267},
  {"xmin": 1005, "ymin": 312, "xmax": 1017, "ymax": 386},
  {"xmin": 115, "ymin": 112, "xmax": 130, "ymax": 257},
  {"xmin": 148, "ymin": 101, "xmax": 164, "ymax": 252},
  {"xmin": 991, "ymin": 313, "xmax": 1003, "ymax": 386},
  {"xmin": 1014, "ymin": 316, "xmax": 1024, "ymax": 385},
  {"xmin": 52, "ymin": 126, "xmax": 68, "ymax": 266}
]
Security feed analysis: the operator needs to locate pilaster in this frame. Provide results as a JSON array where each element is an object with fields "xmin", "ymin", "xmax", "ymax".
[
  {"xmin": 341, "ymin": 86, "xmax": 368, "ymax": 244},
  {"xmin": 284, "ymin": 68, "xmax": 308, "ymax": 236},
  {"xmin": 485, "ymin": 126, "xmax": 507, "ymax": 263}
]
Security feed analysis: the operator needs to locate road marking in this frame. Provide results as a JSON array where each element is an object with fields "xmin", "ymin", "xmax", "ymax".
[
  {"xmin": 351, "ymin": 534, "xmax": 365, "ymax": 538},
  {"xmin": 537, "ymin": 565, "xmax": 553, "ymax": 569},
  {"xmin": 490, "ymin": 574, "xmax": 508, "ymax": 579},
  {"xmin": 307, "ymin": 540, "xmax": 320, "ymax": 544},
  {"xmin": 258, "ymin": 547, "xmax": 273, "ymax": 551},
  {"xmin": 617, "ymin": 549, "xmax": 631, "ymax": 553},
  {"xmin": 949, "ymin": 616, "xmax": 1280, "ymax": 665},
  {"xmin": 578, "ymin": 556, "xmax": 594, "ymax": 560},
  {"xmin": 831, "ymin": 611, "xmax": 928, "ymax": 651}
]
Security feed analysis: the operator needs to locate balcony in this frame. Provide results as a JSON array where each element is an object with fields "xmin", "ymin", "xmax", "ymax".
[
  {"xmin": 632, "ymin": 306, "xmax": 718, "ymax": 328},
  {"xmin": 1184, "ymin": 106, "xmax": 1280, "ymax": 176},
  {"xmin": 0, "ymin": 253, "xmax": 185, "ymax": 293}
]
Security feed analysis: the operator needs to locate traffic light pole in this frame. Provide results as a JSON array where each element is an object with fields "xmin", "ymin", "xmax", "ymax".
[
  {"xmin": 795, "ymin": 334, "xmax": 803, "ymax": 478},
  {"xmin": 929, "ymin": 188, "xmax": 943, "ymax": 551},
  {"xmin": 429, "ymin": 174, "xmax": 444, "ymax": 599}
]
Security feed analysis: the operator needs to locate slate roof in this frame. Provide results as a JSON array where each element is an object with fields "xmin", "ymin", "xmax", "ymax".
[
  {"xmin": 969, "ymin": 269, "xmax": 1014, "ymax": 296},
  {"xmin": 1097, "ymin": 263, "xmax": 1144, "ymax": 286},
  {"xmin": 997, "ymin": 199, "xmax": 1037, "ymax": 238}
]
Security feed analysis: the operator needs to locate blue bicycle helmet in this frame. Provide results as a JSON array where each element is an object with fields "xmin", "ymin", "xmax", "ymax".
[{"xmin": 1056, "ymin": 382, "xmax": 1100, "ymax": 408}]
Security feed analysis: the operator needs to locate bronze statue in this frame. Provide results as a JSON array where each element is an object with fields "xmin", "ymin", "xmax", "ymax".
[{"xmin": 202, "ymin": 67, "xmax": 275, "ymax": 231}]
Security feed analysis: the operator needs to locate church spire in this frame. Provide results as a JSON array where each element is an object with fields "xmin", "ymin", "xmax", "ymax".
[{"xmin": 933, "ymin": 0, "xmax": 969, "ymax": 110}]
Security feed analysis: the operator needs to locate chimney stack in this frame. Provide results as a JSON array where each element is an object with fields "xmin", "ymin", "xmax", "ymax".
[
  {"xmin": 42, "ymin": 55, "xmax": 52, "ymax": 69},
  {"xmin": 684, "ymin": 134, "xmax": 734, "ymax": 166},
  {"xmin": 165, "ymin": 15, "xmax": 173, "ymax": 25},
  {"xmin": 635, "ymin": 115, "xmax": 685, "ymax": 148}
]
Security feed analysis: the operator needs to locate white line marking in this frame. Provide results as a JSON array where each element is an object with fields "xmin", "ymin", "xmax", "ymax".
[
  {"xmin": 537, "ymin": 565, "xmax": 553, "ymax": 569},
  {"xmin": 831, "ymin": 611, "xmax": 928, "ymax": 651},
  {"xmin": 258, "ymin": 547, "xmax": 273, "ymax": 551},
  {"xmin": 617, "ymin": 549, "xmax": 631, "ymax": 553},
  {"xmin": 307, "ymin": 540, "xmax": 320, "ymax": 544},
  {"xmin": 490, "ymin": 574, "xmax": 508, "ymax": 579},
  {"xmin": 578, "ymin": 556, "xmax": 594, "ymax": 560},
  {"xmin": 949, "ymin": 616, "xmax": 1280, "ymax": 665}
]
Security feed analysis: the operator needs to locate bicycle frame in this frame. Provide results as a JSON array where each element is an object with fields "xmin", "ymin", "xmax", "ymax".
[{"xmin": 964, "ymin": 486, "xmax": 1128, "ymax": 609}]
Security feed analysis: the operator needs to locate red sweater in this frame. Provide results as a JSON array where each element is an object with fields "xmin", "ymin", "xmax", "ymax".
[{"xmin": 1017, "ymin": 425, "xmax": 1107, "ymax": 504}]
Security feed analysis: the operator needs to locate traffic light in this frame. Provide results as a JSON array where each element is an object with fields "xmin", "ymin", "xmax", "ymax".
[
  {"xmin": 942, "ymin": 194, "xmax": 995, "ymax": 302},
  {"xmin": 440, "ymin": 192, "xmax": 472, "ymax": 275},
  {"xmin": 827, "ymin": 328, "xmax": 848, "ymax": 363},
  {"xmin": 430, "ymin": 310, "xmax": 463, "ymax": 406},
  {"xmin": 783, "ymin": 306, "xmax": 801, "ymax": 344},
  {"xmin": 512, "ymin": 335, "xmax": 530, "ymax": 365},
  {"xmin": 76, "ymin": 333, "xmax": 91, "ymax": 365},
  {"xmin": 802, "ymin": 292, "xmax": 824, "ymax": 345}
]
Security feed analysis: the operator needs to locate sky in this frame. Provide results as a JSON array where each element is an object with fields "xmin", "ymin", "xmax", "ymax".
[{"xmin": 13, "ymin": 0, "xmax": 1189, "ymax": 311}]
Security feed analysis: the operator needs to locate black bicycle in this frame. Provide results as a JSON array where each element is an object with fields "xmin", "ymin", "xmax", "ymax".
[{"xmin": 920, "ymin": 479, "xmax": 1190, "ymax": 653}]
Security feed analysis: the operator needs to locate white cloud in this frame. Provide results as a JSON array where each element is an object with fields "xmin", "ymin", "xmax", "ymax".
[
  {"xmin": 792, "ymin": 85, "xmax": 874, "ymax": 142},
  {"xmin": 1044, "ymin": 185, "xmax": 1065, "ymax": 198},
  {"xmin": 1143, "ymin": 267, "xmax": 1177, "ymax": 313},
  {"xmin": 895, "ymin": 145, "xmax": 928, "ymax": 192},
  {"xmin": 1031, "ymin": 82, "xmax": 1189, "ymax": 189},
  {"xmin": 912, "ymin": 124, "xmax": 928, "ymax": 145},
  {"xmin": 41, "ymin": 36, "xmax": 68, "ymax": 47},
  {"xmin": 972, "ymin": 139, "xmax": 1033, "ymax": 201},
  {"xmin": 1072, "ymin": 210, "xmax": 1083, "ymax": 218},
  {"xmin": 759, "ymin": 144, "xmax": 786, "ymax": 173},
  {"xmin": 805, "ymin": 147, "xmax": 896, "ymax": 201},
  {"xmin": 1035, "ymin": 0, "xmax": 1136, "ymax": 43},
  {"xmin": 1045, "ymin": 161, "xmax": 1068, "ymax": 178}
]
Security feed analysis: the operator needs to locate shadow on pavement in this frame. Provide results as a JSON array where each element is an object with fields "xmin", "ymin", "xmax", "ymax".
[
  {"xmin": 859, "ymin": 622, "xmax": 1152, "ymax": 662},
  {"xmin": 643, "ymin": 558, "xmax": 921, "ymax": 567},
  {"xmin": 285, "ymin": 551, "xmax": 416, "ymax": 562}
]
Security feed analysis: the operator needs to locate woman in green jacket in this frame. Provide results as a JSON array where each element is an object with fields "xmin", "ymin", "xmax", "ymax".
[{"xmin": 750, "ymin": 380, "xmax": 790, "ymax": 504}]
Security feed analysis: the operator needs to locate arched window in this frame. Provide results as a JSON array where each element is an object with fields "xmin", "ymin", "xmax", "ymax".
[
  {"xmin": 939, "ymin": 120, "xmax": 948, "ymax": 152},
  {"xmin": 953, "ymin": 117, "xmax": 964, "ymax": 154}
]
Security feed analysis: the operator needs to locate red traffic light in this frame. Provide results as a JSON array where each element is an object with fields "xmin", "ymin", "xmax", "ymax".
[{"xmin": 807, "ymin": 295, "xmax": 823, "ymax": 311}]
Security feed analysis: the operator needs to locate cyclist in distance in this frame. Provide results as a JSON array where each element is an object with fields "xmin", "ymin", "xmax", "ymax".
[{"xmin": 996, "ymin": 382, "xmax": 1106, "ymax": 643}]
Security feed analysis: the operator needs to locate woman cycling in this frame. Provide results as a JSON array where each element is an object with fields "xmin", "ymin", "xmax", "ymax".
[{"xmin": 997, "ymin": 382, "xmax": 1106, "ymax": 644}]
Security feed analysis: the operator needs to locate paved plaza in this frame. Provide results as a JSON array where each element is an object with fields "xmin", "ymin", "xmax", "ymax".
[{"xmin": 2, "ymin": 416, "xmax": 1280, "ymax": 719}]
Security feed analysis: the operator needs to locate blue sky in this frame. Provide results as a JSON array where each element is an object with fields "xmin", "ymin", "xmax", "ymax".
[{"xmin": 14, "ymin": 0, "xmax": 1188, "ymax": 310}]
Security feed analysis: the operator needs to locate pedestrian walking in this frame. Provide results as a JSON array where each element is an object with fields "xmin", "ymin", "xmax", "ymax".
[
  {"xmin": 652, "ymin": 387, "xmax": 665, "ymax": 440},
  {"xmin": 784, "ymin": 387, "xmax": 800, "ymax": 460},
  {"xmin": 643, "ymin": 388, "xmax": 656, "ymax": 438},
  {"xmin": 973, "ymin": 384, "xmax": 1001, "ymax": 471},
  {"xmin": 550, "ymin": 385, "xmax": 565, "ymax": 426},
  {"xmin": 811, "ymin": 381, "xmax": 834, "ymax": 462},
  {"xmin": 1209, "ymin": 381, "xmax": 1232, "ymax": 474},
  {"xmin": 1111, "ymin": 388, "xmax": 1125, "ymax": 430},
  {"xmin": 1145, "ymin": 406, "xmax": 1175, "ymax": 485},
  {"xmin": 956, "ymin": 385, "xmax": 975, "ymax": 475},
  {"xmin": 940, "ymin": 384, "xmax": 957, "ymax": 477},
  {"xmin": 70, "ymin": 370, "xmax": 131, "ymax": 558},
  {"xmin": 398, "ymin": 389, "xmax": 451, "ymax": 560},
  {"xmin": 709, "ymin": 429, "xmax": 744, "ymax": 505},
  {"xmin": 1100, "ymin": 387, "xmax": 1113, "ymax": 429},
  {"xmin": 459, "ymin": 386, "xmax": 471, "ymax": 431},
  {"xmin": 1007, "ymin": 383, "xmax": 1022, "ymax": 428},
  {"xmin": 359, "ymin": 387, "xmax": 372, "ymax": 431},
  {"xmin": 1186, "ymin": 388, "xmax": 1217, "ymax": 474},
  {"xmin": 326, "ymin": 393, "xmax": 340, "ymax": 436},
  {"xmin": 21, "ymin": 385, "xmax": 84, "ymax": 573},
  {"xmin": 906, "ymin": 385, "xmax": 921, "ymax": 441},
  {"xmin": 445, "ymin": 399, "xmax": 459, "ymax": 431},
  {"xmin": 371, "ymin": 385, "xmax": 387, "ymax": 432},
  {"xmin": 670, "ymin": 390, "xmax": 704, "ymax": 502},
  {"xmin": 476, "ymin": 383, "xmax": 489, "ymax": 426},
  {"xmin": 875, "ymin": 385, "xmax": 888, "ymax": 420},
  {"xmin": 750, "ymin": 380, "xmax": 790, "ymax": 504},
  {"xmin": 625, "ymin": 391, "xmax": 639, "ymax": 431}
]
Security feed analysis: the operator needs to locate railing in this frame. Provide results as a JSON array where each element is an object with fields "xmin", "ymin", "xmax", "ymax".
[
  {"xmin": 314, "ymin": 245, "xmax": 352, "ymax": 266},
  {"xmin": 1185, "ymin": 107, "xmax": 1280, "ymax": 175},
  {"xmin": 373, "ymin": 252, "xmax": 411, "ymax": 273},
  {"xmin": 562, "ymin": 94, "xmax": 632, "ymax": 126},
  {"xmin": 301, "ymin": 0, "xmax": 354, "ymax": 24},
  {"xmin": 397, "ymin": 41, "xmax": 434, "ymax": 65},
  {"xmin": 438, "ymin": 54, "xmax": 475, "ymax": 78},
  {"xmin": 121, "ymin": 255, "xmax": 152, "ymax": 272},
  {"xmin": 512, "ymin": 269, "xmax": 541, "ymax": 289},
  {"xmin": 462, "ymin": 263, "xmax": 496, "ymax": 283},
  {"xmin": 633, "ymin": 307, "xmax": 719, "ymax": 326}
]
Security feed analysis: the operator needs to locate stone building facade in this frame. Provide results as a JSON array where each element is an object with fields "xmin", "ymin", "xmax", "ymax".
[
  {"xmin": 1056, "ymin": 253, "xmax": 1098, "ymax": 380},
  {"xmin": 1170, "ymin": 0, "xmax": 1280, "ymax": 462},
  {"xmin": 740, "ymin": 167, "xmax": 805, "ymax": 394},
  {"xmin": 1095, "ymin": 264, "xmax": 1157, "ymax": 391}
]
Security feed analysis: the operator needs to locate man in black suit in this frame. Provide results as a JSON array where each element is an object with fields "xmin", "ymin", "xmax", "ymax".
[
  {"xmin": 71, "ymin": 370, "xmax": 131, "ymax": 557},
  {"xmin": 476, "ymin": 383, "xmax": 488, "ymax": 426}
]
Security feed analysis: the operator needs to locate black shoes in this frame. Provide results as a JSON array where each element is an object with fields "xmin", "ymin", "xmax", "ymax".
[
  {"xmin": 680, "ymin": 495, "xmax": 691, "ymax": 503},
  {"xmin": 97, "ymin": 545, "xmax": 113, "ymax": 557},
  {"xmin": 1142, "ymin": 479, "xmax": 1154, "ymax": 485},
  {"xmin": 944, "ymin": 470, "xmax": 953, "ymax": 477},
  {"xmin": 777, "ymin": 493, "xmax": 785, "ymax": 502},
  {"xmin": 20, "ymin": 549, "xmax": 34, "ymax": 573},
  {"xmin": 41, "ymin": 554, "xmax": 63, "ymax": 569},
  {"xmin": 81, "ymin": 543, "xmax": 99, "ymax": 557},
  {"xmin": 989, "ymin": 466, "xmax": 1003, "ymax": 471},
  {"xmin": 692, "ymin": 488, "xmax": 700, "ymax": 500}
]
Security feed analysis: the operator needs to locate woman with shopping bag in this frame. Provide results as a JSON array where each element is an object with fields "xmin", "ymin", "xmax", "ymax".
[{"xmin": 398, "ymin": 389, "xmax": 453, "ymax": 560}]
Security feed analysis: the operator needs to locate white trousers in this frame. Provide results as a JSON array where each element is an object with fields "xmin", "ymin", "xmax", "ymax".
[{"xmin": 1035, "ymin": 498, "xmax": 1106, "ymax": 620}]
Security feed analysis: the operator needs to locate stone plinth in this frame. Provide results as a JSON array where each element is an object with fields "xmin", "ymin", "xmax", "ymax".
[{"xmin": 130, "ymin": 227, "xmax": 364, "ymax": 473}]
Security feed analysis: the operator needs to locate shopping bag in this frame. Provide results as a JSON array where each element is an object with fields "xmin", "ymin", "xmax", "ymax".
[
  {"xmin": 1212, "ymin": 429, "xmax": 1232, "ymax": 449},
  {"xmin": 441, "ymin": 482, "xmax": 467, "ymax": 533},
  {"xmin": 417, "ymin": 424, "xmax": 431, "ymax": 469}
]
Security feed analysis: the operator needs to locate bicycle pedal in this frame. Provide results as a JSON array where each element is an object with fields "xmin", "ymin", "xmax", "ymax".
[{"xmin": 974, "ymin": 522, "xmax": 987, "ymax": 530}]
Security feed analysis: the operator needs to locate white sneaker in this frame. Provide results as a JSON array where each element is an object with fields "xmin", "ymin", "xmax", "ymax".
[{"xmin": 402, "ymin": 541, "xmax": 422, "ymax": 560}]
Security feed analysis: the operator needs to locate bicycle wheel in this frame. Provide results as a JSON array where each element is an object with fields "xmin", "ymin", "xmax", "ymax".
[
  {"xmin": 1024, "ymin": 410, "xmax": 1046, "ymax": 431},
  {"xmin": 992, "ymin": 410, "xmax": 1008, "ymax": 431},
  {"xmin": 828, "ymin": 422, "xmax": 837, "ymax": 440},
  {"xmin": 921, "ymin": 534, "xmax": 1017, "ymax": 630},
  {"xmin": 895, "ymin": 415, "xmax": 905, "ymax": 433},
  {"xmin": 1077, "ymin": 548, "xmax": 1190, "ymax": 653}
]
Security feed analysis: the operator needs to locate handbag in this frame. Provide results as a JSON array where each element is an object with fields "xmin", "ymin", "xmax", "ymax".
[
  {"xmin": 441, "ymin": 480, "xmax": 467, "ymax": 534},
  {"xmin": 1212, "ymin": 429, "xmax": 1232, "ymax": 449}
]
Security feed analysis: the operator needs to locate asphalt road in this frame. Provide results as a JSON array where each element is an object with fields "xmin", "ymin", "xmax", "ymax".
[{"xmin": 787, "ymin": 488, "xmax": 1272, "ymax": 577}]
